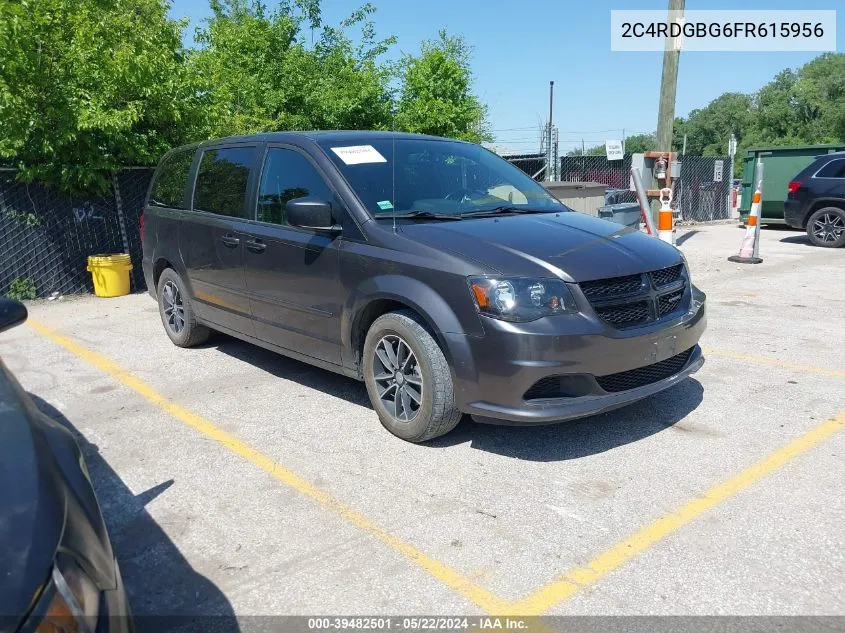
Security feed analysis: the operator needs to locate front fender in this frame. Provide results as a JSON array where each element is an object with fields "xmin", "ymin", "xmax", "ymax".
[{"xmin": 342, "ymin": 275, "xmax": 483, "ymax": 375}]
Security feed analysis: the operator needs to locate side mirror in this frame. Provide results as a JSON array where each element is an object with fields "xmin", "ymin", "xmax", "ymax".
[
  {"xmin": 286, "ymin": 199, "xmax": 342, "ymax": 233},
  {"xmin": 0, "ymin": 298, "xmax": 27, "ymax": 334}
]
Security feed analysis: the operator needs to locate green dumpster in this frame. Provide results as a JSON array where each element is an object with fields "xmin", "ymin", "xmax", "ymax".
[{"xmin": 740, "ymin": 144, "xmax": 845, "ymax": 223}]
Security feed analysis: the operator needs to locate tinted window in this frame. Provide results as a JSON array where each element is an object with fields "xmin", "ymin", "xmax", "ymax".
[
  {"xmin": 193, "ymin": 147, "xmax": 256, "ymax": 218},
  {"xmin": 317, "ymin": 138, "xmax": 565, "ymax": 218},
  {"xmin": 257, "ymin": 148, "xmax": 333, "ymax": 225},
  {"xmin": 149, "ymin": 148, "xmax": 194, "ymax": 208},
  {"xmin": 816, "ymin": 158, "xmax": 845, "ymax": 178}
]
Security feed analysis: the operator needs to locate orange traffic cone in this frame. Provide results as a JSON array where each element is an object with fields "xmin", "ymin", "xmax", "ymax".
[{"xmin": 728, "ymin": 184, "xmax": 763, "ymax": 264}]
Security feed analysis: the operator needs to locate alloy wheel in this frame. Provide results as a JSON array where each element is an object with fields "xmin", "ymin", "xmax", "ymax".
[
  {"xmin": 812, "ymin": 213, "xmax": 845, "ymax": 243},
  {"xmin": 162, "ymin": 280, "xmax": 185, "ymax": 334},
  {"xmin": 372, "ymin": 334, "xmax": 423, "ymax": 422}
]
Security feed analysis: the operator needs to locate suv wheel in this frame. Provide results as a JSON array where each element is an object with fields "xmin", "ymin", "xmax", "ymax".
[
  {"xmin": 156, "ymin": 268, "xmax": 210, "ymax": 347},
  {"xmin": 363, "ymin": 310, "xmax": 462, "ymax": 442},
  {"xmin": 807, "ymin": 207, "xmax": 845, "ymax": 248}
]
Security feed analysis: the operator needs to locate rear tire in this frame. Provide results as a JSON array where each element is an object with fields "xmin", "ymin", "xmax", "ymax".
[
  {"xmin": 156, "ymin": 268, "xmax": 210, "ymax": 347},
  {"xmin": 363, "ymin": 310, "xmax": 462, "ymax": 442},
  {"xmin": 806, "ymin": 207, "xmax": 845, "ymax": 248}
]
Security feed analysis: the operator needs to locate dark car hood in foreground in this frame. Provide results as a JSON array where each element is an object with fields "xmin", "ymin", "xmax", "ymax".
[
  {"xmin": 0, "ymin": 362, "xmax": 64, "ymax": 629},
  {"xmin": 399, "ymin": 212, "xmax": 682, "ymax": 281}
]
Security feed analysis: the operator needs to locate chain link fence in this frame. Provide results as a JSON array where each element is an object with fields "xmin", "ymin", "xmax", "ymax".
[
  {"xmin": 506, "ymin": 153, "xmax": 733, "ymax": 221},
  {"xmin": 0, "ymin": 168, "xmax": 153, "ymax": 299},
  {"xmin": 670, "ymin": 155, "xmax": 733, "ymax": 222}
]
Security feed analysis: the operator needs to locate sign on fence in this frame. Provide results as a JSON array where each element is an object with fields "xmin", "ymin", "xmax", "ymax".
[
  {"xmin": 713, "ymin": 159, "xmax": 724, "ymax": 182},
  {"xmin": 605, "ymin": 140, "xmax": 624, "ymax": 161}
]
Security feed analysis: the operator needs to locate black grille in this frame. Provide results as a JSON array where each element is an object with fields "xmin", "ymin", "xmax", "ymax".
[
  {"xmin": 596, "ymin": 348, "xmax": 694, "ymax": 393},
  {"xmin": 523, "ymin": 374, "xmax": 594, "ymax": 400},
  {"xmin": 579, "ymin": 273, "xmax": 644, "ymax": 300},
  {"xmin": 650, "ymin": 264, "xmax": 684, "ymax": 287},
  {"xmin": 579, "ymin": 263, "xmax": 689, "ymax": 330},
  {"xmin": 524, "ymin": 377, "xmax": 561, "ymax": 400},
  {"xmin": 658, "ymin": 288, "xmax": 685, "ymax": 317},
  {"xmin": 594, "ymin": 301, "xmax": 651, "ymax": 327}
]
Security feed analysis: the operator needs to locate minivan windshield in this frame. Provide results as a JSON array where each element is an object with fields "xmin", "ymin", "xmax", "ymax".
[{"xmin": 317, "ymin": 137, "xmax": 568, "ymax": 219}]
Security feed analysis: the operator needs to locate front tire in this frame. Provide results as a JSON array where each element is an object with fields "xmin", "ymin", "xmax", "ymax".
[
  {"xmin": 156, "ymin": 268, "xmax": 210, "ymax": 347},
  {"xmin": 363, "ymin": 310, "xmax": 462, "ymax": 442},
  {"xmin": 806, "ymin": 207, "xmax": 845, "ymax": 248}
]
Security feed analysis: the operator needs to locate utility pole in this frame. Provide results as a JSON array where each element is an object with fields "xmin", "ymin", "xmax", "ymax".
[
  {"xmin": 655, "ymin": 0, "xmax": 684, "ymax": 155},
  {"xmin": 546, "ymin": 81, "xmax": 554, "ymax": 182}
]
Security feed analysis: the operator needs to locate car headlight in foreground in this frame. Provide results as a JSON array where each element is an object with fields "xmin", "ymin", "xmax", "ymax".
[
  {"xmin": 468, "ymin": 276, "xmax": 577, "ymax": 322},
  {"xmin": 24, "ymin": 555, "xmax": 100, "ymax": 633}
]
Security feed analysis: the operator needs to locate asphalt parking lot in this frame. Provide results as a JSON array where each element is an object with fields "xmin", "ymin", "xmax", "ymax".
[{"xmin": 4, "ymin": 223, "xmax": 844, "ymax": 620}]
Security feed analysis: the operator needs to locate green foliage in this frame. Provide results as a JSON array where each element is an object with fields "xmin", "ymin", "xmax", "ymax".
[
  {"xmin": 5, "ymin": 208, "xmax": 42, "ymax": 227},
  {"xmin": 622, "ymin": 133, "xmax": 656, "ymax": 154},
  {"xmin": 0, "ymin": 0, "xmax": 498, "ymax": 193},
  {"xmin": 394, "ymin": 30, "xmax": 492, "ymax": 143},
  {"xmin": 673, "ymin": 53, "xmax": 845, "ymax": 175},
  {"xmin": 189, "ymin": 0, "xmax": 396, "ymax": 137},
  {"xmin": 6, "ymin": 277, "xmax": 37, "ymax": 300},
  {"xmin": 673, "ymin": 92, "xmax": 756, "ymax": 157},
  {"xmin": 0, "ymin": 0, "xmax": 203, "ymax": 195}
]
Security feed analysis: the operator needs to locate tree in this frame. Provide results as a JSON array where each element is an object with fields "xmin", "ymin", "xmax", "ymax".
[
  {"xmin": 394, "ymin": 30, "xmax": 492, "ymax": 143},
  {"xmin": 189, "ymin": 0, "xmax": 395, "ymax": 138},
  {"xmin": 673, "ymin": 92, "xmax": 754, "ymax": 156},
  {"xmin": 0, "ymin": 0, "xmax": 200, "ymax": 193},
  {"xmin": 623, "ymin": 133, "xmax": 656, "ymax": 154},
  {"xmin": 673, "ymin": 53, "xmax": 845, "ymax": 162}
]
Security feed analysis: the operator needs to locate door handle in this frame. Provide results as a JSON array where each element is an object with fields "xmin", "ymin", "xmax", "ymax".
[
  {"xmin": 245, "ymin": 238, "xmax": 266, "ymax": 254},
  {"xmin": 220, "ymin": 234, "xmax": 240, "ymax": 248}
]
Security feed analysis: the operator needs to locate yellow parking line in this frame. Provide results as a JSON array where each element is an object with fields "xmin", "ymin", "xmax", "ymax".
[
  {"xmin": 704, "ymin": 347, "xmax": 845, "ymax": 380},
  {"xmin": 25, "ymin": 318, "xmax": 511, "ymax": 615},
  {"xmin": 508, "ymin": 411, "xmax": 845, "ymax": 615}
]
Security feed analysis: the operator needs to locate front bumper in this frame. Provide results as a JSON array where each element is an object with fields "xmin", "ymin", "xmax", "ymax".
[{"xmin": 444, "ymin": 291, "xmax": 706, "ymax": 425}]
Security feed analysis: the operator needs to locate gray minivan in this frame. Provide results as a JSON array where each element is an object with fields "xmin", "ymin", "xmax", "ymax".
[{"xmin": 141, "ymin": 131, "xmax": 706, "ymax": 442}]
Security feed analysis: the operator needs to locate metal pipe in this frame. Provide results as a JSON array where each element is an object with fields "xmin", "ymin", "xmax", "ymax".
[
  {"xmin": 631, "ymin": 167, "xmax": 658, "ymax": 237},
  {"xmin": 752, "ymin": 158, "xmax": 764, "ymax": 259}
]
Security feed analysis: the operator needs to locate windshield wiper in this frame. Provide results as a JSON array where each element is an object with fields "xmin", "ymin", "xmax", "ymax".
[
  {"xmin": 379, "ymin": 210, "xmax": 462, "ymax": 221},
  {"xmin": 459, "ymin": 205, "xmax": 555, "ymax": 218}
]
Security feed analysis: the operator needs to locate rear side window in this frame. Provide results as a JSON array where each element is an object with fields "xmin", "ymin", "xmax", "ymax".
[
  {"xmin": 193, "ymin": 146, "xmax": 256, "ymax": 218},
  {"xmin": 815, "ymin": 158, "xmax": 845, "ymax": 178},
  {"xmin": 257, "ymin": 148, "xmax": 334, "ymax": 225},
  {"xmin": 149, "ymin": 148, "xmax": 194, "ymax": 208}
]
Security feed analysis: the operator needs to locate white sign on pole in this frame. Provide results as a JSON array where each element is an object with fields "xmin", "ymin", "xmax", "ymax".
[
  {"xmin": 714, "ymin": 159, "xmax": 724, "ymax": 182},
  {"xmin": 605, "ymin": 139, "xmax": 624, "ymax": 161}
]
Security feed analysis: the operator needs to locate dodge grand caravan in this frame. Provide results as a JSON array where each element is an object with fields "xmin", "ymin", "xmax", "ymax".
[{"xmin": 141, "ymin": 132, "xmax": 706, "ymax": 442}]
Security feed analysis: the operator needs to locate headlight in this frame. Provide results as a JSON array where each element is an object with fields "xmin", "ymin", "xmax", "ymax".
[
  {"xmin": 29, "ymin": 555, "xmax": 100, "ymax": 633},
  {"xmin": 468, "ymin": 276, "xmax": 577, "ymax": 322}
]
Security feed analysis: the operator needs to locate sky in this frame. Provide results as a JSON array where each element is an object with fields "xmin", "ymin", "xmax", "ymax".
[{"xmin": 168, "ymin": 0, "xmax": 843, "ymax": 155}]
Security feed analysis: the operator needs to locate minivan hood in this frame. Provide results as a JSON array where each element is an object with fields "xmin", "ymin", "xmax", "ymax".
[{"xmin": 398, "ymin": 212, "xmax": 682, "ymax": 281}]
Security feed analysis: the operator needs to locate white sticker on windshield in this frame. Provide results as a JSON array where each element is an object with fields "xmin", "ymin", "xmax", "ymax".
[{"xmin": 330, "ymin": 145, "xmax": 387, "ymax": 165}]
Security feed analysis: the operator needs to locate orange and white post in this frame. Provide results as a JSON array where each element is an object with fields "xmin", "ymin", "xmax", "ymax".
[
  {"xmin": 658, "ymin": 187, "xmax": 675, "ymax": 245},
  {"xmin": 729, "ymin": 159, "xmax": 764, "ymax": 264}
]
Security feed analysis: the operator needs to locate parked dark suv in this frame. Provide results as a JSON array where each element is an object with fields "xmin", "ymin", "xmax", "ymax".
[
  {"xmin": 784, "ymin": 151, "xmax": 845, "ymax": 247},
  {"xmin": 141, "ymin": 132, "xmax": 706, "ymax": 442}
]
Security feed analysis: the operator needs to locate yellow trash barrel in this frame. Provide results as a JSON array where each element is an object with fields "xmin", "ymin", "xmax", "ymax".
[{"xmin": 87, "ymin": 253, "xmax": 132, "ymax": 297}]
